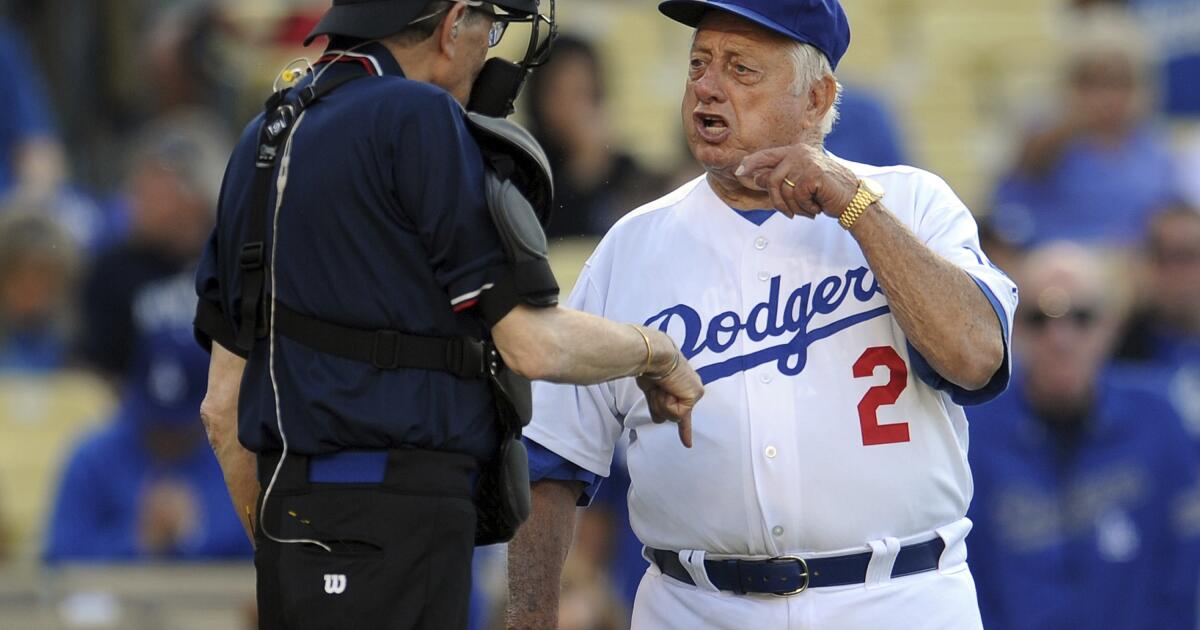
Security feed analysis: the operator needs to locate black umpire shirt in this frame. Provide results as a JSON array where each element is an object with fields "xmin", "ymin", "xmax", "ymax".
[{"xmin": 194, "ymin": 42, "xmax": 506, "ymax": 461}]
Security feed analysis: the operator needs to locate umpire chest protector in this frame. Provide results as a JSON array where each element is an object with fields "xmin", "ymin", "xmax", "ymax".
[{"xmin": 221, "ymin": 62, "xmax": 559, "ymax": 545}]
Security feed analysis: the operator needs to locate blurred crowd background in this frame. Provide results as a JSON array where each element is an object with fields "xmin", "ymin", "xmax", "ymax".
[{"xmin": 0, "ymin": 0, "xmax": 1197, "ymax": 628}]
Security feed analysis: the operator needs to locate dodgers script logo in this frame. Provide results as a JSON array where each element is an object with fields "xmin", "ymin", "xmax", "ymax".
[{"xmin": 644, "ymin": 267, "xmax": 890, "ymax": 384}]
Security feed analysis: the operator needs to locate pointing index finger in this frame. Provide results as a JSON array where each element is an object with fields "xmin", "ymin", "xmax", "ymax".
[{"xmin": 735, "ymin": 147, "xmax": 787, "ymax": 188}]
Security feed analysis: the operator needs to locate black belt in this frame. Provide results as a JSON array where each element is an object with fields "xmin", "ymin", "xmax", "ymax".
[
  {"xmin": 272, "ymin": 301, "xmax": 493, "ymax": 377},
  {"xmin": 649, "ymin": 537, "xmax": 946, "ymax": 596}
]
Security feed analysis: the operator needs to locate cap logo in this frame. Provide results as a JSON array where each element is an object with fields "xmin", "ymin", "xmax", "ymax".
[{"xmin": 149, "ymin": 359, "xmax": 187, "ymax": 406}]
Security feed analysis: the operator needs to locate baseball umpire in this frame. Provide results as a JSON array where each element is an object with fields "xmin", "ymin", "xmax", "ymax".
[{"xmin": 191, "ymin": 1, "xmax": 704, "ymax": 628}]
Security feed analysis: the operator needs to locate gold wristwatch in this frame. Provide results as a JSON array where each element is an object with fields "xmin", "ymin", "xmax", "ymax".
[{"xmin": 838, "ymin": 178, "xmax": 885, "ymax": 230}]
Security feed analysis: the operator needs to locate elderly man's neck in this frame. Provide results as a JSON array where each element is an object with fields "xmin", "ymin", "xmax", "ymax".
[
  {"xmin": 706, "ymin": 171, "xmax": 772, "ymax": 210},
  {"xmin": 380, "ymin": 38, "xmax": 438, "ymax": 86},
  {"xmin": 705, "ymin": 138, "xmax": 825, "ymax": 210}
]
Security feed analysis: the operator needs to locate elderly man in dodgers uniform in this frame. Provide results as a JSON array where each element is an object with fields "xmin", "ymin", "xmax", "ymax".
[{"xmin": 505, "ymin": 0, "xmax": 1018, "ymax": 628}]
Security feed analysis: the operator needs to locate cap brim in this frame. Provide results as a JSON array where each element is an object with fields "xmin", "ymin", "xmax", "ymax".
[
  {"xmin": 658, "ymin": 1, "xmax": 818, "ymax": 51},
  {"xmin": 490, "ymin": 0, "xmax": 538, "ymax": 17},
  {"xmin": 304, "ymin": 1, "xmax": 428, "ymax": 46}
]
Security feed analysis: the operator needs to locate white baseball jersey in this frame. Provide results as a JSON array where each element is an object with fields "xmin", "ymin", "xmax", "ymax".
[{"xmin": 526, "ymin": 157, "xmax": 1017, "ymax": 558}]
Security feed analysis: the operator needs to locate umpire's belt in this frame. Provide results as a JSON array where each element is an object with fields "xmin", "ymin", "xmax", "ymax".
[
  {"xmin": 649, "ymin": 537, "xmax": 946, "ymax": 596},
  {"xmin": 257, "ymin": 449, "xmax": 476, "ymax": 498}
]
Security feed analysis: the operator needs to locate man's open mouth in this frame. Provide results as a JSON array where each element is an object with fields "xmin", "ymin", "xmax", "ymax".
[{"xmin": 694, "ymin": 112, "xmax": 730, "ymax": 142}]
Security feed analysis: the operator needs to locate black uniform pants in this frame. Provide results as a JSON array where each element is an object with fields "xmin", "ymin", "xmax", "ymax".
[{"xmin": 253, "ymin": 449, "xmax": 478, "ymax": 630}]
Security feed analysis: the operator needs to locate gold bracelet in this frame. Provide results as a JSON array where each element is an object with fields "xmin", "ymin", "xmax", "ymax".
[
  {"xmin": 646, "ymin": 347, "xmax": 680, "ymax": 381},
  {"xmin": 630, "ymin": 324, "xmax": 653, "ymax": 377}
]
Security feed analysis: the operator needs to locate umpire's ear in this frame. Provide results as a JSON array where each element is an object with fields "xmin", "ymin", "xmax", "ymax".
[{"xmin": 437, "ymin": 2, "xmax": 472, "ymax": 58}]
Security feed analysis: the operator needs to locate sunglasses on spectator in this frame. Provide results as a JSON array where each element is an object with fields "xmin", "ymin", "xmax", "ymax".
[{"xmin": 1020, "ymin": 306, "xmax": 1099, "ymax": 330}]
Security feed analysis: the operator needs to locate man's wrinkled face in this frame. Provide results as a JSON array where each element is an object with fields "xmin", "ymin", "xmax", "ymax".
[{"xmin": 682, "ymin": 13, "xmax": 809, "ymax": 177}]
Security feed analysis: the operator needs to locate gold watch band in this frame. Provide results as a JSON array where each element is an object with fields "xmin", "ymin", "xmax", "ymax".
[{"xmin": 839, "ymin": 181, "xmax": 881, "ymax": 230}]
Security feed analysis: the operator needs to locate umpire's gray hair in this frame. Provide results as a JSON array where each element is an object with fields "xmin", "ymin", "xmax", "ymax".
[{"xmin": 788, "ymin": 42, "xmax": 842, "ymax": 137}]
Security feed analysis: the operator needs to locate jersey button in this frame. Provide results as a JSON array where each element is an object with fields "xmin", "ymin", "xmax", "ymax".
[
  {"xmin": 765, "ymin": 445, "xmax": 777, "ymax": 459},
  {"xmin": 772, "ymin": 526, "xmax": 784, "ymax": 537},
  {"xmin": 758, "ymin": 372, "xmax": 773, "ymax": 384},
  {"xmin": 757, "ymin": 270, "xmax": 771, "ymax": 282},
  {"xmin": 754, "ymin": 237, "xmax": 768, "ymax": 250}
]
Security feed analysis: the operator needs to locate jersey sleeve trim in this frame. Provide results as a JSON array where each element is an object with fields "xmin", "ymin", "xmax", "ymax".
[
  {"xmin": 522, "ymin": 422, "xmax": 615, "ymax": 480},
  {"xmin": 450, "ymin": 282, "xmax": 495, "ymax": 312},
  {"xmin": 907, "ymin": 274, "xmax": 1011, "ymax": 406},
  {"xmin": 524, "ymin": 436, "xmax": 604, "ymax": 507}
]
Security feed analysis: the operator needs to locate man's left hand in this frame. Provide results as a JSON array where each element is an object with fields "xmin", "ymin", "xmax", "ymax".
[{"xmin": 734, "ymin": 144, "xmax": 859, "ymax": 220}]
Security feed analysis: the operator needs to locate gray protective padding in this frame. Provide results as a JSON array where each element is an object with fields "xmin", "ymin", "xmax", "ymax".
[
  {"xmin": 467, "ymin": 112, "xmax": 555, "ymax": 224},
  {"xmin": 485, "ymin": 172, "xmax": 549, "ymax": 263}
]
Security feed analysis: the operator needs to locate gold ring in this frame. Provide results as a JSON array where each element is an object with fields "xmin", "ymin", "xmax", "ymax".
[{"xmin": 783, "ymin": 177, "xmax": 796, "ymax": 188}]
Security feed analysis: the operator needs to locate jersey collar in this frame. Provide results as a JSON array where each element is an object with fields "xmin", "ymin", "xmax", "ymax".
[{"xmin": 318, "ymin": 40, "xmax": 405, "ymax": 78}]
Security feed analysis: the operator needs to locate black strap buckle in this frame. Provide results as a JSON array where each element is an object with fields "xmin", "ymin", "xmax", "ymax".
[
  {"xmin": 446, "ymin": 337, "xmax": 487, "ymax": 379},
  {"xmin": 372, "ymin": 330, "xmax": 401, "ymax": 369},
  {"xmin": 299, "ymin": 84, "xmax": 320, "ymax": 108},
  {"xmin": 240, "ymin": 242, "xmax": 265, "ymax": 270}
]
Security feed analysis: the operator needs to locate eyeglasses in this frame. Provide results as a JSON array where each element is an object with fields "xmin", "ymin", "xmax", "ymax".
[
  {"xmin": 1020, "ymin": 307, "xmax": 1099, "ymax": 330},
  {"xmin": 474, "ymin": 9, "xmax": 508, "ymax": 48},
  {"xmin": 408, "ymin": 1, "xmax": 509, "ymax": 48}
]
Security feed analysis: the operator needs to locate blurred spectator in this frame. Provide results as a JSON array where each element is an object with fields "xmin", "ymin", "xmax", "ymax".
[
  {"xmin": 143, "ymin": 4, "xmax": 238, "ymax": 123},
  {"xmin": 1114, "ymin": 204, "xmax": 1200, "ymax": 436},
  {"xmin": 1130, "ymin": 0, "xmax": 1200, "ymax": 115},
  {"xmin": 967, "ymin": 242, "xmax": 1200, "ymax": 630},
  {"xmin": 44, "ymin": 275, "xmax": 251, "ymax": 562},
  {"xmin": 75, "ymin": 111, "xmax": 230, "ymax": 381},
  {"xmin": 1071, "ymin": 0, "xmax": 1200, "ymax": 116},
  {"xmin": 989, "ymin": 10, "xmax": 1177, "ymax": 247},
  {"xmin": 574, "ymin": 445, "xmax": 644, "ymax": 609},
  {"xmin": 0, "ymin": 21, "xmax": 66, "ymax": 205},
  {"xmin": 0, "ymin": 486, "xmax": 8, "ymax": 561},
  {"xmin": 1177, "ymin": 130, "xmax": 1200, "ymax": 210},
  {"xmin": 977, "ymin": 217, "xmax": 1024, "ymax": 278},
  {"xmin": 526, "ymin": 34, "xmax": 668, "ymax": 239},
  {"xmin": 557, "ymin": 552, "xmax": 630, "ymax": 630},
  {"xmin": 0, "ymin": 15, "xmax": 123, "ymax": 255},
  {"xmin": 0, "ymin": 210, "xmax": 80, "ymax": 372},
  {"xmin": 824, "ymin": 83, "xmax": 908, "ymax": 167}
]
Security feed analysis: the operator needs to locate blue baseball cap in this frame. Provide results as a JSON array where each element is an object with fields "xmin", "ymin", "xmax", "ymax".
[
  {"xmin": 121, "ymin": 325, "xmax": 210, "ymax": 428},
  {"xmin": 658, "ymin": 0, "xmax": 851, "ymax": 70}
]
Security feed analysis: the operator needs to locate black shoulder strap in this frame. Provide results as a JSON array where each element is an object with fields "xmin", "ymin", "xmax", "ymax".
[
  {"xmin": 235, "ymin": 71, "xmax": 368, "ymax": 352},
  {"xmin": 230, "ymin": 69, "xmax": 499, "ymax": 381}
]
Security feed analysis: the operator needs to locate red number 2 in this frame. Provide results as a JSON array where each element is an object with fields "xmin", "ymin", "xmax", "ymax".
[{"xmin": 852, "ymin": 346, "xmax": 910, "ymax": 446}]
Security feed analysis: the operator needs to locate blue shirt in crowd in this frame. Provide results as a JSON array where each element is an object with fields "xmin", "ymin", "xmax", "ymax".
[
  {"xmin": 43, "ymin": 415, "xmax": 252, "ymax": 563},
  {"xmin": 0, "ymin": 22, "xmax": 55, "ymax": 196},
  {"xmin": 45, "ymin": 293, "xmax": 252, "ymax": 562},
  {"xmin": 966, "ymin": 367, "xmax": 1200, "ymax": 630},
  {"xmin": 990, "ymin": 126, "xmax": 1177, "ymax": 247},
  {"xmin": 195, "ymin": 42, "xmax": 508, "ymax": 460},
  {"xmin": 1129, "ymin": 0, "xmax": 1200, "ymax": 115}
]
